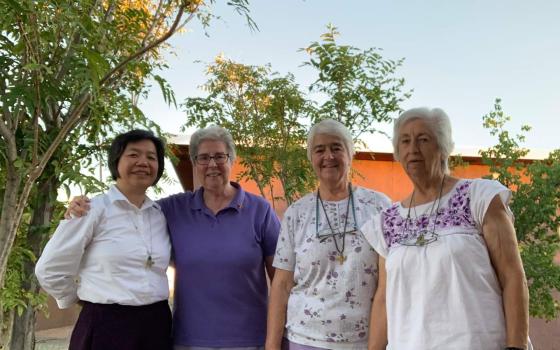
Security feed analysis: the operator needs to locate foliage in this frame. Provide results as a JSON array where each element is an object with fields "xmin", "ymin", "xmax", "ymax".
[
  {"xmin": 0, "ymin": 215, "xmax": 50, "ymax": 319},
  {"xmin": 0, "ymin": 0, "xmax": 254, "ymax": 348},
  {"xmin": 183, "ymin": 27, "xmax": 411, "ymax": 205},
  {"xmin": 480, "ymin": 99, "xmax": 560, "ymax": 320},
  {"xmin": 183, "ymin": 57, "xmax": 315, "ymax": 205},
  {"xmin": 303, "ymin": 24, "xmax": 411, "ymax": 143}
]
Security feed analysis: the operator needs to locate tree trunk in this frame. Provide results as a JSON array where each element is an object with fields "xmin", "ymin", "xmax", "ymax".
[
  {"xmin": 0, "ymin": 166, "xmax": 22, "ymax": 289},
  {"xmin": 8, "ymin": 174, "xmax": 58, "ymax": 350},
  {"xmin": 0, "ymin": 309, "xmax": 15, "ymax": 350},
  {"xmin": 9, "ymin": 306, "xmax": 35, "ymax": 350}
]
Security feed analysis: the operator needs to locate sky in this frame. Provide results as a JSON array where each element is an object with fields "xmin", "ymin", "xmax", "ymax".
[{"xmin": 140, "ymin": 0, "xmax": 560, "ymax": 154}]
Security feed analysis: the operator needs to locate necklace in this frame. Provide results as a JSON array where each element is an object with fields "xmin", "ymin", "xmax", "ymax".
[
  {"xmin": 402, "ymin": 175, "xmax": 446, "ymax": 246},
  {"xmin": 127, "ymin": 208, "xmax": 154, "ymax": 268},
  {"xmin": 316, "ymin": 183, "xmax": 355, "ymax": 264}
]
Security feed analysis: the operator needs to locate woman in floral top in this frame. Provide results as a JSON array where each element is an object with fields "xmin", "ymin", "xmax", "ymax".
[
  {"xmin": 363, "ymin": 107, "xmax": 530, "ymax": 350},
  {"xmin": 266, "ymin": 119, "xmax": 391, "ymax": 350}
]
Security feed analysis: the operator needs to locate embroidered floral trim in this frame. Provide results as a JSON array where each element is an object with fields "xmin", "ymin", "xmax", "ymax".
[{"xmin": 382, "ymin": 180, "xmax": 477, "ymax": 248}]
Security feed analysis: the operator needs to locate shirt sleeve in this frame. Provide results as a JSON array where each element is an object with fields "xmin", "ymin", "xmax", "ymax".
[
  {"xmin": 35, "ymin": 206, "xmax": 101, "ymax": 309},
  {"xmin": 259, "ymin": 202, "xmax": 281, "ymax": 257},
  {"xmin": 361, "ymin": 213, "xmax": 389, "ymax": 258},
  {"xmin": 272, "ymin": 206, "xmax": 297, "ymax": 271},
  {"xmin": 377, "ymin": 192, "xmax": 393, "ymax": 209},
  {"xmin": 469, "ymin": 179, "xmax": 512, "ymax": 229}
]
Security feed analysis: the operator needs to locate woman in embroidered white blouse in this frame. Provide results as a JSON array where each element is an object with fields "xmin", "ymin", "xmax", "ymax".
[
  {"xmin": 35, "ymin": 130, "xmax": 172, "ymax": 350},
  {"xmin": 363, "ymin": 108, "xmax": 530, "ymax": 350},
  {"xmin": 266, "ymin": 119, "xmax": 391, "ymax": 350}
]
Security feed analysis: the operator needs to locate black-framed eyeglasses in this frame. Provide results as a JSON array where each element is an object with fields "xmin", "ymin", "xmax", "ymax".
[{"xmin": 195, "ymin": 153, "xmax": 230, "ymax": 165}]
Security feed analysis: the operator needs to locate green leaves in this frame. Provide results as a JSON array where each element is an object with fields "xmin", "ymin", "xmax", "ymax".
[
  {"xmin": 183, "ymin": 28, "xmax": 411, "ymax": 206},
  {"xmin": 183, "ymin": 58, "xmax": 315, "ymax": 205},
  {"xmin": 480, "ymin": 99, "xmax": 560, "ymax": 320},
  {"xmin": 153, "ymin": 74, "xmax": 177, "ymax": 108},
  {"xmin": 303, "ymin": 25, "xmax": 411, "ymax": 140}
]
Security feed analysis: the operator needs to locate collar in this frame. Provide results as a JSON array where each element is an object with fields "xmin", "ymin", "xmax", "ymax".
[
  {"xmin": 192, "ymin": 181, "xmax": 246, "ymax": 212},
  {"xmin": 107, "ymin": 185, "xmax": 161, "ymax": 211}
]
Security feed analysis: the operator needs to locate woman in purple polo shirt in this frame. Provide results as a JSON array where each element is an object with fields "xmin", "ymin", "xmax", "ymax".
[
  {"xmin": 65, "ymin": 125, "xmax": 281, "ymax": 350},
  {"xmin": 159, "ymin": 125, "xmax": 280, "ymax": 349}
]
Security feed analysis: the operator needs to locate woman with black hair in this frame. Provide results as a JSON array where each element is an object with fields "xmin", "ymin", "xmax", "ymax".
[{"xmin": 35, "ymin": 129, "xmax": 172, "ymax": 350}]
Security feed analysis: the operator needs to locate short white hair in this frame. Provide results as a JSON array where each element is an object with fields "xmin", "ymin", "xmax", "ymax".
[
  {"xmin": 392, "ymin": 107, "xmax": 454, "ymax": 174},
  {"xmin": 189, "ymin": 125, "xmax": 236, "ymax": 164},
  {"xmin": 307, "ymin": 119, "xmax": 355, "ymax": 161}
]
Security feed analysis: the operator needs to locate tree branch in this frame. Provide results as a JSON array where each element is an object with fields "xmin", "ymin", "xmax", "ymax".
[
  {"xmin": 14, "ymin": 93, "xmax": 92, "ymax": 233},
  {"xmin": 0, "ymin": 77, "xmax": 13, "ymax": 131},
  {"xmin": 53, "ymin": 0, "xmax": 102, "ymax": 82},
  {"xmin": 141, "ymin": 0, "xmax": 165, "ymax": 47},
  {"xmin": 99, "ymin": 2, "xmax": 187, "ymax": 87}
]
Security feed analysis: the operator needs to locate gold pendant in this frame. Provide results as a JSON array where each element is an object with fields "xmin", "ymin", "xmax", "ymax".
[
  {"xmin": 336, "ymin": 254, "xmax": 346, "ymax": 265},
  {"xmin": 146, "ymin": 255, "xmax": 154, "ymax": 268},
  {"xmin": 416, "ymin": 234, "xmax": 427, "ymax": 246}
]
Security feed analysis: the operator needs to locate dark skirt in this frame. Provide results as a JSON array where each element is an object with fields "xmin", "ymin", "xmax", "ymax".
[{"xmin": 69, "ymin": 300, "xmax": 172, "ymax": 350}]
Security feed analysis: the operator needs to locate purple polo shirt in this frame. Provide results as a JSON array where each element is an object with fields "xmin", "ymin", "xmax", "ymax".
[{"xmin": 158, "ymin": 182, "xmax": 280, "ymax": 347}]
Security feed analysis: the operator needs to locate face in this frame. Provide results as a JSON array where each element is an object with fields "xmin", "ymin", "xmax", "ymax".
[
  {"xmin": 116, "ymin": 139, "xmax": 159, "ymax": 191},
  {"xmin": 397, "ymin": 118, "xmax": 443, "ymax": 180},
  {"xmin": 311, "ymin": 133, "xmax": 350, "ymax": 185},
  {"xmin": 195, "ymin": 140, "xmax": 231, "ymax": 192}
]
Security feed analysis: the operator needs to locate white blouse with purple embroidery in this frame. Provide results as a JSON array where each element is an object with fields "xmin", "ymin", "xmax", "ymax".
[
  {"xmin": 362, "ymin": 179, "xmax": 512, "ymax": 350},
  {"xmin": 273, "ymin": 186, "xmax": 391, "ymax": 350}
]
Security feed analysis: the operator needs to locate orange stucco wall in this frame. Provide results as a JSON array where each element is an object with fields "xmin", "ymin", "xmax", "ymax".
[{"xmin": 227, "ymin": 157, "xmax": 504, "ymax": 218}]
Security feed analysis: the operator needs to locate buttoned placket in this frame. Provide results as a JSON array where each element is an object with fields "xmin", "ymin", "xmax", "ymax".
[{"xmin": 127, "ymin": 204, "xmax": 154, "ymax": 271}]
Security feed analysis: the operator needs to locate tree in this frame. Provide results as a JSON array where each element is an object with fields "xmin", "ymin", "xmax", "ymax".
[
  {"xmin": 183, "ymin": 27, "xmax": 411, "ymax": 206},
  {"xmin": 480, "ymin": 99, "xmax": 560, "ymax": 320},
  {"xmin": 184, "ymin": 57, "xmax": 315, "ymax": 206},
  {"xmin": 0, "ymin": 1, "xmax": 253, "ymax": 348},
  {"xmin": 303, "ymin": 24, "xmax": 411, "ymax": 142}
]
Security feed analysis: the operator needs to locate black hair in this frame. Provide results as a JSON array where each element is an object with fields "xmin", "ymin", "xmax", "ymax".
[{"xmin": 108, "ymin": 129, "xmax": 165, "ymax": 186}]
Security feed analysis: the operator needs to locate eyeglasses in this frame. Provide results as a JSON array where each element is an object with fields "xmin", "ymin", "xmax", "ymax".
[
  {"xmin": 316, "ymin": 226, "xmax": 358, "ymax": 242},
  {"xmin": 195, "ymin": 153, "xmax": 230, "ymax": 165}
]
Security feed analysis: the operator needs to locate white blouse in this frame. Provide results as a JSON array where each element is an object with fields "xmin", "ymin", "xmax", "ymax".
[
  {"xmin": 35, "ymin": 185, "xmax": 171, "ymax": 309},
  {"xmin": 363, "ymin": 179, "xmax": 516, "ymax": 350},
  {"xmin": 273, "ymin": 186, "xmax": 391, "ymax": 350}
]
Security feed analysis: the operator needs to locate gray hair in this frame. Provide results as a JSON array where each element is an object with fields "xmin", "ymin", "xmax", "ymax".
[
  {"xmin": 307, "ymin": 119, "xmax": 355, "ymax": 161},
  {"xmin": 189, "ymin": 125, "xmax": 237, "ymax": 164},
  {"xmin": 392, "ymin": 107, "xmax": 454, "ymax": 174}
]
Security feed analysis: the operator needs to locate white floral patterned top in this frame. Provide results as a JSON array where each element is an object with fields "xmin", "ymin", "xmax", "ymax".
[
  {"xmin": 273, "ymin": 186, "xmax": 391, "ymax": 350},
  {"xmin": 362, "ymin": 178, "xmax": 515, "ymax": 350}
]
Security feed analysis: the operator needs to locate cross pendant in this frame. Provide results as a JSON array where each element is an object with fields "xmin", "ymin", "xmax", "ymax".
[
  {"xmin": 336, "ymin": 254, "xmax": 346, "ymax": 265},
  {"xmin": 146, "ymin": 255, "xmax": 154, "ymax": 268}
]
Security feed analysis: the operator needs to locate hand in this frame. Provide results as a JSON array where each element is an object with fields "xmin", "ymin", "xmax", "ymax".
[{"xmin": 64, "ymin": 196, "xmax": 91, "ymax": 219}]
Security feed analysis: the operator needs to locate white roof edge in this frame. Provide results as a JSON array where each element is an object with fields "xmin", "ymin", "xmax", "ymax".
[
  {"xmin": 355, "ymin": 146, "xmax": 552, "ymax": 160},
  {"xmin": 167, "ymin": 134, "xmax": 191, "ymax": 145}
]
